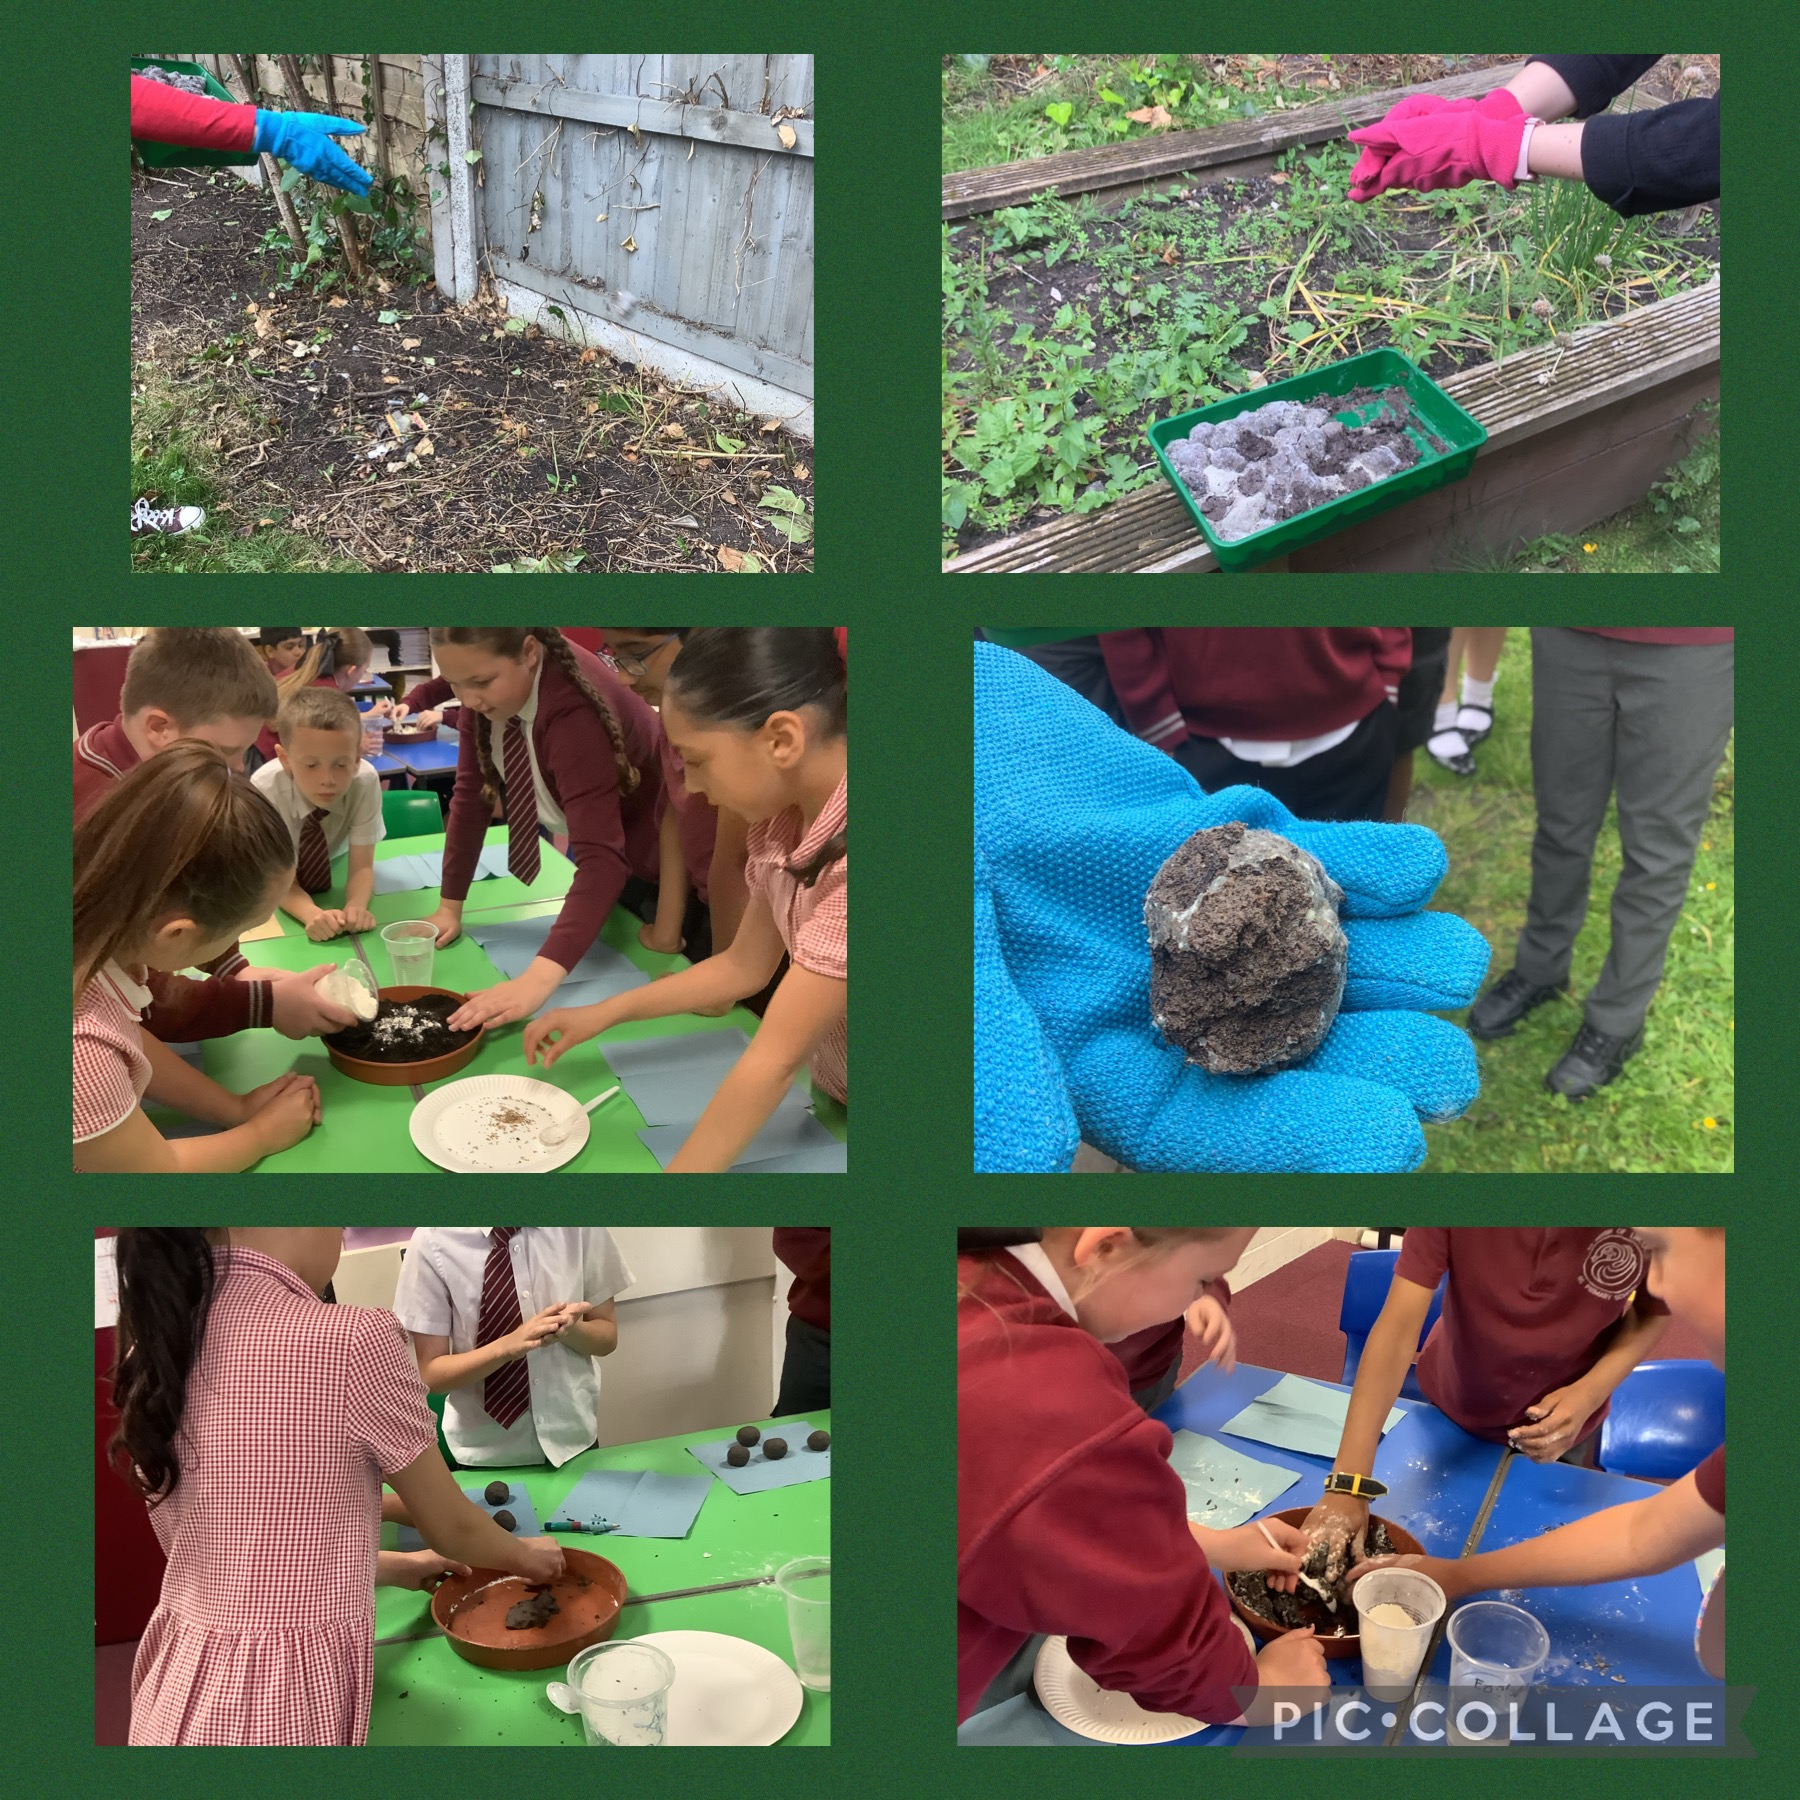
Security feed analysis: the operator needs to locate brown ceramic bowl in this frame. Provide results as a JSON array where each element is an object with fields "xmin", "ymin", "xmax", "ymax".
[
  {"xmin": 383, "ymin": 724, "xmax": 439, "ymax": 745},
  {"xmin": 1226, "ymin": 1508, "xmax": 1426, "ymax": 1660},
  {"xmin": 322, "ymin": 984, "xmax": 485, "ymax": 1087},
  {"xmin": 432, "ymin": 1547, "xmax": 628, "ymax": 1672}
]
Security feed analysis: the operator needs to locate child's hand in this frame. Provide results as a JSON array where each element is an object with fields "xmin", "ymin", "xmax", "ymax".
[
  {"xmin": 243, "ymin": 1073, "xmax": 322, "ymax": 1152},
  {"xmin": 1184, "ymin": 1292, "xmax": 1237, "ymax": 1375},
  {"xmin": 1299, "ymin": 1489, "xmax": 1368, "ymax": 1585},
  {"xmin": 449, "ymin": 967, "xmax": 558, "ymax": 1032},
  {"xmin": 523, "ymin": 1005, "xmax": 606, "ymax": 1069},
  {"xmin": 386, "ymin": 1548, "xmax": 470, "ymax": 1592},
  {"xmin": 1192, "ymin": 1516, "xmax": 1307, "ymax": 1579},
  {"xmin": 1344, "ymin": 1549, "xmax": 1464, "ymax": 1602},
  {"xmin": 1508, "ymin": 1383, "xmax": 1594, "ymax": 1463},
  {"xmin": 1245, "ymin": 1628, "xmax": 1330, "ymax": 1718},
  {"xmin": 638, "ymin": 920, "xmax": 686, "ymax": 954},
  {"xmin": 307, "ymin": 908, "xmax": 349, "ymax": 942},
  {"xmin": 343, "ymin": 903, "xmax": 378, "ymax": 934},
  {"xmin": 269, "ymin": 962, "xmax": 360, "ymax": 1037},
  {"xmin": 424, "ymin": 901, "xmax": 464, "ymax": 947},
  {"xmin": 499, "ymin": 1305, "xmax": 578, "ymax": 1360},
  {"xmin": 511, "ymin": 1536, "xmax": 567, "ymax": 1585}
]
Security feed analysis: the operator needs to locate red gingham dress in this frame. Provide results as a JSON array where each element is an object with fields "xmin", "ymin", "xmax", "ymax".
[
  {"xmin": 129, "ymin": 1249, "xmax": 437, "ymax": 1745},
  {"xmin": 74, "ymin": 962, "xmax": 154, "ymax": 1149},
  {"xmin": 745, "ymin": 772, "xmax": 847, "ymax": 1104}
]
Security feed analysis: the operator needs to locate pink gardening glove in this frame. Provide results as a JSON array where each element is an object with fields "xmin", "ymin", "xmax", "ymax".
[{"xmin": 1347, "ymin": 88, "xmax": 1526, "ymax": 203}]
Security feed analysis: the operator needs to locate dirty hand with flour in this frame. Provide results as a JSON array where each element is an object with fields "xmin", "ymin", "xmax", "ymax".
[{"xmin": 974, "ymin": 643, "xmax": 1489, "ymax": 1173}]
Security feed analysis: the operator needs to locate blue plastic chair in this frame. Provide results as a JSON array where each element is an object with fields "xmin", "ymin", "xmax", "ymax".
[
  {"xmin": 1599, "ymin": 1360, "xmax": 1725, "ymax": 1481},
  {"xmin": 382, "ymin": 789, "xmax": 442, "ymax": 839},
  {"xmin": 1339, "ymin": 1248, "xmax": 1446, "ymax": 1402}
]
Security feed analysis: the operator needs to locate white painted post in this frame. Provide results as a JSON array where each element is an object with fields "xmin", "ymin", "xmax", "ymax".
[
  {"xmin": 442, "ymin": 53, "xmax": 478, "ymax": 303},
  {"xmin": 421, "ymin": 54, "xmax": 457, "ymax": 298}
]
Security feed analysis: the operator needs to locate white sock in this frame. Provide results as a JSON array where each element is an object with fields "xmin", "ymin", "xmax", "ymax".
[
  {"xmin": 1461, "ymin": 674, "xmax": 1496, "ymax": 710},
  {"xmin": 1428, "ymin": 728, "xmax": 1470, "ymax": 760},
  {"xmin": 1434, "ymin": 701, "xmax": 1458, "ymax": 732}
]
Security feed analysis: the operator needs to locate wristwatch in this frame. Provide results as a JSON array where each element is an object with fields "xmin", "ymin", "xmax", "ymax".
[{"xmin": 1322, "ymin": 1471, "xmax": 1388, "ymax": 1499}]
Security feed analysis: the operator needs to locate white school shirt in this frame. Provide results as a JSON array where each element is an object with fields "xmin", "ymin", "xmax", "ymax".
[
  {"xmin": 510, "ymin": 661, "xmax": 568, "ymax": 833},
  {"xmin": 251, "ymin": 758, "xmax": 387, "ymax": 858},
  {"xmin": 392, "ymin": 1227, "xmax": 632, "ymax": 1467},
  {"xmin": 1003, "ymin": 1241, "xmax": 1078, "ymax": 1321}
]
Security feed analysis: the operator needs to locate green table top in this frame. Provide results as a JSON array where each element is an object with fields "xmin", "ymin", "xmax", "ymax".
[
  {"xmin": 369, "ymin": 1412, "xmax": 830, "ymax": 1746},
  {"xmin": 189, "ymin": 831, "xmax": 845, "ymax": 1172}
]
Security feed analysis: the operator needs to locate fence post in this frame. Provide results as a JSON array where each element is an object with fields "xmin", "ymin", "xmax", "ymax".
[{"xmin": 441, "ymin": 53, "xmax": 479, "ymax": 303}]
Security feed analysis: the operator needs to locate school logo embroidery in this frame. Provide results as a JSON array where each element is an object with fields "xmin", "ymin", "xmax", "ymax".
[{"xmin": 1579, "ymin": 1228, "xmax": 1645, "ymax": 1301}]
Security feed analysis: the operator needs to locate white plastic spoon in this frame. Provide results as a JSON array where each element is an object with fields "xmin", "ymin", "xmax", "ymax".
[{"xmin": 539, "ymin": 1083, "xmax": 621, "ymax": 1147}]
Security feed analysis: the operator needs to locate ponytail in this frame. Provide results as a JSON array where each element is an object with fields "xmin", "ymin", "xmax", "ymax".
[
  {"xmin": 74, "ymin": 741, "xmax": 295, "ymax": 1000},
  {"xmin": 430, "ymin": 627, "xmax": 639, "ymax": 810},
  {"xmin": 664, "ymin": 627, "xmax": 846, "ymax": 886},
  {"xmin": 109, "ymin": 1229, "xmax": 222, "ymax": 1504}
]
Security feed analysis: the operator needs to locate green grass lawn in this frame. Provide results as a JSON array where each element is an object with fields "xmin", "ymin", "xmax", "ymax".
[{"xmin": 1413, "ymin": 629, "xmax": 1733, "ymax": 1172}]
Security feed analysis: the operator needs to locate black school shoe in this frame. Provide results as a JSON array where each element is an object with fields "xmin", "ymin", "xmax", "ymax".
[
  {"xmin": 1466, "ymin": 968, "xmax": 1562, "ymax": 1039},
  {"xmin": 1545, "ymin": 1023, "xmax": 1644, "ymax": 1100}
]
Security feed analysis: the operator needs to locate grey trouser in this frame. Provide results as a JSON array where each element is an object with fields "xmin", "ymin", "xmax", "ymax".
[{"xmin": 1515, "ymin": 629, "xmax": 1733, "ymax": 1037}]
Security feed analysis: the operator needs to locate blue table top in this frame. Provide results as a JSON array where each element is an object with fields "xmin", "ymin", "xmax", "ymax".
[
  {"xmin": 384, "ymin": 737, "xmax": 460, "ymax": 775},
  {"xmin": 964, "ymin": 1362, "xmax": 1714, "ymax": 1747}
]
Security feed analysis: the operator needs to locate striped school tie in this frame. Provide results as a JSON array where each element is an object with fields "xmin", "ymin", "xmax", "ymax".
[
  {"xmin": 479, "ymin": 1227, "xmax": 531, "ymax": 1428},
  {"xmin": 297, "ymin": 807, "xmax": 333, "ymax": 893},
  {"xmin": 501, "ymin": 716, "xmax": 542, "ymax": 884}
]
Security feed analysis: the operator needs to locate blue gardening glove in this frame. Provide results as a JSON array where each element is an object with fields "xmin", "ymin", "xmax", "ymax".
[
  {"xmin": 974, "ymin": 643, "xmax": 1490, "ymax": 1173},
  {"xmin": 253, "ymin": 109, "xmax": 371, "ymax": 196}
]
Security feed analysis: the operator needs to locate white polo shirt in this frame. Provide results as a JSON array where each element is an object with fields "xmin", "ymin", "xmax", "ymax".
[
  {"xmin": 392, "ymin": 1227, "xmax": 632, "ymax": 1467},
  {"xmin": 251, "ymin": 758, "xmax": 386, "ymax": 859}
]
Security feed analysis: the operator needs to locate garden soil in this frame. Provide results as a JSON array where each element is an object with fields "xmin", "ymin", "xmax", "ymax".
[{"xmin": 132, "ymin": 172, "xmax": 812, "ymax": 572}]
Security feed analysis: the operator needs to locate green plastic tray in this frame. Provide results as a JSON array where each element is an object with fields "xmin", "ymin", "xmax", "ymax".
[
  {"xmin": 1147, "ymin": 348, "xmax": 1487, "ymax": 571},
  {"xmin": 131, "ymin": 58, "xmax": 258, "ymax": 169}
]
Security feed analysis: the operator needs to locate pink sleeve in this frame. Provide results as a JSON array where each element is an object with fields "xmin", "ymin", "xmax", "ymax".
[
  {"xmin": 793, "ymin": 864, "xmax": 847, "ymax": 981},
  {"xmin": 130, "ymin": 74, "xmax": 258, "ymax": 151},
  {"xmin": 345, "ymin": 1310, "xmax": 439, "ymax": 1476}
]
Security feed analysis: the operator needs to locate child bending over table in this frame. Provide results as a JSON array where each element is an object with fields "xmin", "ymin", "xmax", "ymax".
[{"xmin": 525, "ymin": 628, "xmax": 847, "ymax": 1172}]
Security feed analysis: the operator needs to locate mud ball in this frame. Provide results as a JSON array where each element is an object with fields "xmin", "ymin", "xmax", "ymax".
[
  {"xmin": 763, "ymin": 1437, "xmax": 788, "ymax": 1460},
  {"xmin": 1200, "ymin": 493, "xmax": 1229, "ymax": 522},
  {"xmin": 1144, "ymin": 821, "xmax": 1348, "ymax": 1074},
  {"xmin": 493, "ymin": 1509, "xmax": 517, "ymax": 1532},
  {"xmin": 736, "ymin": 1425, "xmax": 761, "ymax": 1447},
  {"xmin": 504, "ymin": 1588, "xmax": 561, "ymax": 1631},
  {"xmin": 485, "ymin": 1481, "xmax": 510, "ymax": 1506},
  {"xmin": 727, "ymin": 1444, "xmax": 750, "ymax": 1467},
  {"xmin": 1237, "ymin": 431, "xmax": 1273, "ymax": 462},
  {"xmin": 807, "ymin": 1430, "xmax": 831, "ymax": 1452},
  {"xmin": 1237, "ymin": 467, "xmax": 1265, "ymax": 497}
]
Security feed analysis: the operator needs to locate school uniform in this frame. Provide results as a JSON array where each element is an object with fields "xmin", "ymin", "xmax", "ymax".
[
  {"xmin": 73, "ymin": 962, "xmax": 155, "ymax": 1153},
  {"xmin": 392, "ymin": 1228, "xmax": 633, "ymax": 1468},
  {"xmin": 657, "ymin": 732, "xmax": 718, "ymax": 905},
  {"xmin": 439, "ymin": 645, "xmax": 662, "ymax": 975},
  {"xmin": 746, "ymin": 772, "xmax": 847, "ymax": 1103},
  {"xmin": 772, "ymin": 1228, "xmax": 830, "ymax": 1414},
  {"xmin": 1397, "ymin": 1227, "xmax": 1670, "ymax": 1448},
  {"xmin": 399, "ymin": 675, "xmax": 456, "ymax": 716},
  {"xmin": 251, "ymin": 757, "xmax": 386, "ymax": 892},
  {"xmin": 958, "ymin": 1246, "xmax": 1257, "ymax": 1726},
  {"xmin": 1099, "ymin": 627, "xmax": 1413, "ymax": 822},
  {"xmin": 1110, "ymin": 1276, "xmax": 1233, "ymax": 1414},
  {"xmin": 252, "ymin": 675, "xmax": 341, "ymax": 768},
  {"xmin": 129, "ymin": 1248, "xmax": 437, "ymax": 1744},
  {"xmin": 73, "ymin": 720, "xmax": 272, "ymax": 1036}
]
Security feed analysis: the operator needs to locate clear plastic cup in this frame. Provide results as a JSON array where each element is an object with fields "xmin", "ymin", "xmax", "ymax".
[
  {"xmin": 566, "ymin": 1640, "xmax": 676, "ymax": 1746},
  {"xmin": 775, "ymin": 1555, "xmax": 830, "ymax": 1691},
  {"xmin": 361, "ymin": 713, "xmax": 388, "ymax": 758},
  {"xmin": 1351, "ymin": 1568, "xmax": 1445, "ymax": 1700},
  {"xmin": 381, "ymin": 919, "xmax": 437, "ymax": 988},
  {"xmin": 1446, "ymin": 1600, "xmax": 1550, "ymax": 1744}
]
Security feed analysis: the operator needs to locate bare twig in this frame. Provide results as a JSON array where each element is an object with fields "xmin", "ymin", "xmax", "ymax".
[{"xmin": 278, "ymin": 54, "xmax": 368, "ymax": 283}]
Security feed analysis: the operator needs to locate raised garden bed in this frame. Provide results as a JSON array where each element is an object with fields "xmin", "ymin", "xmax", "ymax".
[{"xmin": 943, "ymin": 123, "xmax": 1717, "ymax": 561}]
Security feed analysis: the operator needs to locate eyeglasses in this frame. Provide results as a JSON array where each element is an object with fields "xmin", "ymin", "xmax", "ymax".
[{"xmin": 609, "ymin": 634, "xmax": 679, "ymax": 678}]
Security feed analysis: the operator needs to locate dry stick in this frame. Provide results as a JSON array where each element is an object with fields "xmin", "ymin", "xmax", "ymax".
[
  {"xmin": 231, "ymin": 54, "xmax": 308, "ymax": 256},
  {"xmin": 278, "ymin": 54, "xmax": 368, "ymax": 284},
  {"xmin": 367, "ymin": 55, "xmax": 392, "ymax": 180}
]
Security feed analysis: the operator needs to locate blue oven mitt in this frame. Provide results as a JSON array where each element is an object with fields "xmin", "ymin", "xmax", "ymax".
[
  {"xmin": 253, "ymin": 108, "xmax": 372, "ymax": 196},
  {"xmin": 974, "ymin": 642, "xmax": 1489, "ymax": 1172}
]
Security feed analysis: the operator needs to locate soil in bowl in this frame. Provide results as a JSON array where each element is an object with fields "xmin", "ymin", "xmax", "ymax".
[
  {"xmin": 324, "ymin": 992, "xmax": 478, "ymax": 1063},
  {"xmin": 1228, "ymin": 1517, "xmax": 1400, "ymax": 1637}
]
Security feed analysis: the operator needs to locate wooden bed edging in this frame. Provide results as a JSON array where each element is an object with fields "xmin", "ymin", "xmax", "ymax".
[{"xmin": 943, "ymin": 280, "xmax": 1719, "ymax": 574}]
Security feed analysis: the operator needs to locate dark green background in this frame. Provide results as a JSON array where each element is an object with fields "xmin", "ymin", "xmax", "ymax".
[{"xmin": 5, "ymin": 0, "xmax": 1791, "ymax": 1788}]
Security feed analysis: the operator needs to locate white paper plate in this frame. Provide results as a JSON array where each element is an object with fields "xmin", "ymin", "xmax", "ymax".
[
  {"xmin": 409, "ymin": 1074, "xmax": 589, "ymax": 1173},
  {"xmin": 1032, "ymin": 1622, "xmax": 1252, "ymax": 1744},
  {"xmin": 629, "ymin": 1630, "xmax": 805, "ymax": 1746}
]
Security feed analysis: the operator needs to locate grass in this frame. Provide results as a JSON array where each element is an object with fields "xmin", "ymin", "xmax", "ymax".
[
  {"xmin": 943, "ymin": 115, "xmax": 1717, "ymax": 554},
  {"xmin": 131, "ymin": 354, "xmax": 365, "ymax": 572},
  {"xmin": 1412, "ymin": 630, "xmax": 1733, "ymax": 1173}
]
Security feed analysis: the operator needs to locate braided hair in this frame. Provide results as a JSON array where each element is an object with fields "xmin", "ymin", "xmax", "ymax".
[
  {"xmin": 429, "ymin": 627, "xmax": 640, "ymax": 810},
  {"xmin": 663, "ymin": 627, "xmax": 846, "ymax": 888}
]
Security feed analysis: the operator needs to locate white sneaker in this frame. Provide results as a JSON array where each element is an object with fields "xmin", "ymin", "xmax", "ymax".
[{"xmin": 131, "ymin": 498, "xmax": 206, "ymax": 537}]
